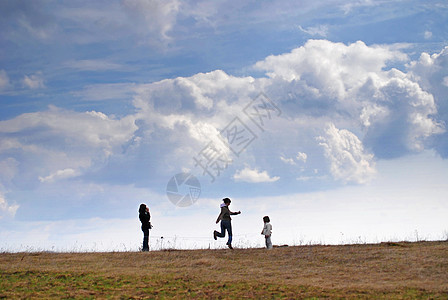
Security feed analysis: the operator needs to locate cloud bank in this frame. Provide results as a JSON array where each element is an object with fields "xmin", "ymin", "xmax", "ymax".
[{"xmin": 0, "ymin": 40, "xmax": 446, "ymax": 220}]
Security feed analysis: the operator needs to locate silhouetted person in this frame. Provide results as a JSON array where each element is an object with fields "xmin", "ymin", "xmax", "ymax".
[
  {"xmin": 139, "ymin": 203, "xmax": 152, "ymax": 251},
  {"xmin": 214, "ymin": 198, "xmax": 241, "ymax": 249}
]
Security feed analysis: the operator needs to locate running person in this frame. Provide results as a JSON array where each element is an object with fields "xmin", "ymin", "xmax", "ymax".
[{"xmin": 213, "ymin": 198, "xmax": 241, "ymax": 249}]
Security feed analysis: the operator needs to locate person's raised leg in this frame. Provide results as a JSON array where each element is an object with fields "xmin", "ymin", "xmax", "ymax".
[{"xmin": 215, "ymin": 221, "xmax": 226, "ymax": 238}]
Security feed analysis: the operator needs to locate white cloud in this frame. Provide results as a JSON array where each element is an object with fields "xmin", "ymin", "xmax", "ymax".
[
  {"xmin": 360, "ymin": 104, "xmax": 388, "ymax": 127},
  {"xmin": 298, "ymin": 25, "xmax": 329, "ymax": 37},
  {"xmin": 296, "ymin": 152, "xmax": 307, "ymax": 163},
  {"xmin": 133, "ymin": 70, "xmax": 255, "ymax": 115},
  {"xmin": 28, "ymin": 41, "xmax": 444, "ymax": 190},
  {"xmin": 296, "ymin": 174, "xmax": 327, "ymax": 181},
  {"xmin": 39, "ymin": 168, "xmax": 79, "ymax": 183},
  {"xmin": 407, "ymin": 48, "xmax": 448, "ymax": 119},
  {"xmin": 341, "ymin": 0, "xmax": 380, "ymax": 14},
  {"xmin": 130, "ymin": 69, "xmax": 258, "ymax": 171},
  {"xmin": 255, "ymin": 39, "xmax": 407, "ymax": 99},
  {"xmin": 364, "ymin": 73, "xmax": 445, "ymax": 154},
  {"xmin": 317, "ymin": 123, "xmax": 376, "ymax": 184},
  {"xmin": 22, "ymin": 72, "xmax": 45, "ymax": 89},
  {"xmin": 0, "ymin": 106, "xmax": 138, "ymax": 187},
  {"xmin": 280, "ymin": 156, "xmax": 295, "ymax": 165},
  {"xmin": 0, "ymin": 69, "xmax": 11, "ymax": 91},
  {"xmin": 280, "ymin": 152, "xmax": 307, "ymax": 165},
  {"xmin": 258, "ymin": 40, "xmax": 444, "ymax": 158},
  {"xmin": 64, "ymin": 59, "xmax": 125, "ymax": 71},
  {"xmin": 8, "ymin": 2, "xmax": 58, "ymax": 40},
  {"xmin": 18, "ymin": 18, "xmax": 56, "ymax": 40},
  {"xmin": 1, "ymin": 41, "xmax": 444, "ymax": 197},
  {"xmin": 233, "ymin": 166, "xmax": 280, "ymax": 183},
  {"xmin": 443, "ymin": 76, "xmax": 448, "ymax": 87},
  {"xmin": 406, "ymin": 50, "xmax": 445, "ymax": 90},
  {"xmin": 424, "ymin": 31, "xmax": 432, "ymax": 39},
  {"xmin": 122, "ymin": 0, "xmax": 180, "ymax": 42},
  {"xmin": 0, "ymin": 192, "xmax": 19, "ymax": 219},
  {"xmin": 0, "ymin": 106, "xmax": 137, "ymax": 150},
  {"xmin": 296, "ymin": 176, "xmax": 313, "ymax": 181}
]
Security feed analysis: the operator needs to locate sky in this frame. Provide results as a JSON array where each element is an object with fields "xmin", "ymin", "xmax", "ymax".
[{"xmin": 0, "ymin": 0, "xmax": 447, "ymax": 251}]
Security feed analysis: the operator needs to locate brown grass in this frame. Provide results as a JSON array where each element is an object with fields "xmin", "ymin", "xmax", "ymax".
[{"xmin": 1, "ymin": 241, "xmax": 447, "ymax": 299}]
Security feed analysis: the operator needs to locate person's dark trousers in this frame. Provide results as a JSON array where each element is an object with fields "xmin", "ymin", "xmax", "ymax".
[
  {"xmin": 142, "ymin": 227, "xmax": 149, "ymax": 251},
  {"xmin": 216, "ymin": 220, "xmax": 233, "ymax": 245}
]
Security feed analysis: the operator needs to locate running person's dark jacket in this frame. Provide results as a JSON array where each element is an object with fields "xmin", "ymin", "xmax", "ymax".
[{"xmin": 216, "ymin": 206, "xmax": 239, "ymax": 222}]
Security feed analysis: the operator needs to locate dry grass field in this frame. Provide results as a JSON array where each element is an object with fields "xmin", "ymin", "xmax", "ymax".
[{"xmin": 1, "ymin": 241, "xmax": 447, "ymax": 299}]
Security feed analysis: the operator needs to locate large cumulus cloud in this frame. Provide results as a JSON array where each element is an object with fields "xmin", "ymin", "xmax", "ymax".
[
  {"xmin": 127, "ymin": 40, "xmax": 444, "ymax": 187},
  {"xmin": 407, "ymin": 46, "xmax": 448, "ymax": 157},
  {"xmin": 257, "ymin": 40, "xmax": 445, "ymax": 159},
  {"xmin": 0, "ymin": 40, "xmax": 446, "ymax": 220}
]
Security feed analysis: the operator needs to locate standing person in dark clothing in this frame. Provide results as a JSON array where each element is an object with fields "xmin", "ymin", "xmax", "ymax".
[
  {"xmin": 213, "ymin": 198, "xmax": 241, "ymax": 249},
  {"xmin": 139, "ymin": 203, "xmax": 152, "ymax": 251}
]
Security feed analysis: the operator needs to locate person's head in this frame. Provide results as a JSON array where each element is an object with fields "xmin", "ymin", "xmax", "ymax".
[
  {"xmin": 139, "ymin": 203, "xmax": 147, "ymax": 214},
  {"xmin": 263, "ymin": 216, "xmax": 270, "ymax": 223},
  {"xmin": 223, "ymin": 197, "xmax": 231, "ymax": 206}
]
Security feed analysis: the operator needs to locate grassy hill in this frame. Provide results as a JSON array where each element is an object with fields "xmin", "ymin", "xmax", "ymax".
[{"xmin": 1, "ymin": 241, "xmax": 447, "ymax": 299}]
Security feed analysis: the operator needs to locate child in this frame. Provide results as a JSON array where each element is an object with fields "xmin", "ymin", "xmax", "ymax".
[{"xmin": 261, "ymin": 216, "xmax": 273, "ymax": 249}]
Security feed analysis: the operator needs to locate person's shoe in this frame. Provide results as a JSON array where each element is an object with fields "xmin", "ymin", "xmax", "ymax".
[
  {"xmin": 227, "ymin": 244, "xmax": 233, "ymax": 249},
  {"xmin": 213, "ymin": 231, "xmax": 218, "ymax": 240}
]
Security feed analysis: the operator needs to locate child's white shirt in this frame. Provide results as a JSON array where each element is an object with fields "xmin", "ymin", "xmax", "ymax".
[{"xmin": 262, "ymin": 222, "xmax": 272, "ymax": 236}]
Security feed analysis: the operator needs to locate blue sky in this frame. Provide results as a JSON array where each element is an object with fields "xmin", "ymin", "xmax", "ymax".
[{"xmin": 1, "ymin": 0, "xmax": 448, "ymax": 251}]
